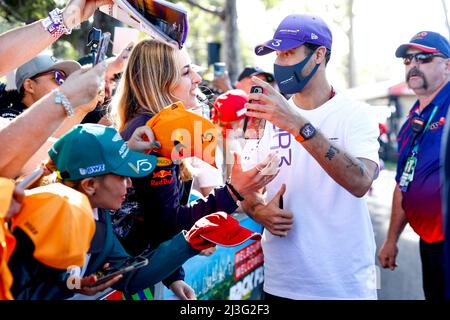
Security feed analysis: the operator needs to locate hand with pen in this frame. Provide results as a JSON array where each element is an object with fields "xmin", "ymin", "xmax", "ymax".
[{"xmin": 127, "ymin": 126, "xmax": 161, "ymax": 153}]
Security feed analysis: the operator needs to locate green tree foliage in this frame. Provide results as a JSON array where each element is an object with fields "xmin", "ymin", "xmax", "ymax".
[
  {"xmin": 175, "ymin": 0, "xmax": 280, "ymax": 82},
  {"xmin": 0, "ymin": 0, "xmax": 54, "ymax": 23}
]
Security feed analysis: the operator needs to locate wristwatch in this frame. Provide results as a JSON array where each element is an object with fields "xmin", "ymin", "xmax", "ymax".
[{"xmin": 295, "ymin": 123, "xmax": 316, "ymax": 143}]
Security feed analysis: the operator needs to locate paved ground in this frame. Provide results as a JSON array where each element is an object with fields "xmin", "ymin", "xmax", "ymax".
[{"xmin": 367, "ymin": 169, "xmax": 424, "ymax": 300}]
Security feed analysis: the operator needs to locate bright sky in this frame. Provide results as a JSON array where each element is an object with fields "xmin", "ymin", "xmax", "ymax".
[{"xmin": 237, "ymin": 0, "xmax": 449, "ymax": 89}]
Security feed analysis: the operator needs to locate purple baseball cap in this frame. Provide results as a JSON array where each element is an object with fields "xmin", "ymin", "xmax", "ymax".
[
  {"xmin": 255, "ymin": 14, "xmax": 332, "ymax": 56},
  {"xmin": 395, "ymin": 31, "xmax": 450, "ymax": 58}
]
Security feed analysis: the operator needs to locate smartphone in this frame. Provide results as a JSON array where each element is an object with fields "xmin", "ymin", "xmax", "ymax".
[
  {"xmin": 213, "ymin": 62, "xmax": 226, "ymax": 79},
  {"xmin": 94, "ymin": 256, "xmax": 148, "ymax": 285},
  {"xmin": 93, "ymin": 32, "xmax": 111, "ymax": 65},
  {"xmin": 244, "ymin": 85, "xmax": 266, "ymax": 140},
  {"xmin": 16, "ymin": 167, "xmax": 44, "ymax": 189}
]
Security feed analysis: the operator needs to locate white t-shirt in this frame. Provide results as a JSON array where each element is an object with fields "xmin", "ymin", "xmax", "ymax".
[{"xmin": 242, "ymin": 92, "xmax": 380, "ymax": 300}]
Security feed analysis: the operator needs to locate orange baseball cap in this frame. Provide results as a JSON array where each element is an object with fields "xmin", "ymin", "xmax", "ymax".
[
  {"xmin": 11, "ymin": 183, "xmax": 95, "ymax": 270},
  {"xmin": 0, "ymin": 178, "xmax": 16, "ymax": 300},
  {"xmin": 146, "ymin": 101, "xmax": 218, "ymax": 167},
  {"xmin": 0, "ymin": 178, "xmax": 15, "ymax": 219}
]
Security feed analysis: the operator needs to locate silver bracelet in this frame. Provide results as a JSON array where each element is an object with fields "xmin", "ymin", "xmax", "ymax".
[{"xmin": 52, "ymin": 88, "xmax": 74, "ymax": 117}]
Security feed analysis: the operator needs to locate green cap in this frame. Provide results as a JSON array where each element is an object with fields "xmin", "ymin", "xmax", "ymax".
[{"xmin": 49, "ymin": 124, "xmax": 157, "ymax": 181}]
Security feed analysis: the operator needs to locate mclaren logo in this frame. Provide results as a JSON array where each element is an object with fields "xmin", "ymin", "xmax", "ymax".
[{"xmin": 280, "ymin": 76, "xmax": 295, "ymax": 85}]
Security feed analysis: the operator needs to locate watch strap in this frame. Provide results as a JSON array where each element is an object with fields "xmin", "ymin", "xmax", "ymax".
[{"xmin": 295, "ymin": 123, "xmax": 316, "ymax": 143}]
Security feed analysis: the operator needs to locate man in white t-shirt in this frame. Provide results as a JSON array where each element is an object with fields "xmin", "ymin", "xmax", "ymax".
[{"xmin": 241, "ymin": 14, "xmax": 380, "ymax": 300}]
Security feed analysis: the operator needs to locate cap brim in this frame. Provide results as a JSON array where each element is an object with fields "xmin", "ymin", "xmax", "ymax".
[
  {"xmin": 395, "ymin": 43, "xmax": 440, "ymax": 57},
  {"xmin": 113, "ymin": 151, "xmax": 158, "ymax": 178},
  {"xmin": 255, "ymin": 38, "xmax": 305, "ymax": 56},
  {"xmin": 49, "ymin": 60, "xmax": 81, "ymax": 77},
  {"xmin": 251, "ymin": 71, "xmax": 274, "ymax": 82},
  {"xmin": 200, "ymin": 229, "xmax": 261, "ymax": 247}
]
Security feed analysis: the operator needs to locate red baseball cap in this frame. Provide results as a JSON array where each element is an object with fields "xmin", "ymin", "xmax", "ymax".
[
  {"xmin": 198, "ymin": 212, "xmax": 261, "ymax": 247},
  {"xmin": 212, "ymin": 89, "xmax": 248, "ymax": 122}
]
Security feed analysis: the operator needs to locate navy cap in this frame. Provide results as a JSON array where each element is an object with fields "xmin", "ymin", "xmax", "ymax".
[
  {"xmin": 395, "ymin": 31, "xmax": 450, "ymax": 58},
  {"xmin": 255, "ymin": 14, "xmax": 332, "ymax": 56},
  {"xmin": 237, "ymin": 66, "xmax": 274, "ymax": 82}
]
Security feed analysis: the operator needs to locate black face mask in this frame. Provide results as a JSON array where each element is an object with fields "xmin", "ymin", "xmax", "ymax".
[{"xmin": 274, "ymin": 51, "xmax": 320, "ymax": 95}]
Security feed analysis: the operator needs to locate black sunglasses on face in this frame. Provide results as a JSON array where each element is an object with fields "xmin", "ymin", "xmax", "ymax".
[{"xmin": 403, "ymin": 52, "xmax": 447, "ymax": 65}]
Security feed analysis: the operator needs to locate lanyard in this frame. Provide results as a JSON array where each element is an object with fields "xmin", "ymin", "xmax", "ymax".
[
  {"xmin": 410, "ymin": 105, "xmax": 439, "ymax": 155},
  {"xmin": 399, "ymin": 105, "xmax": 439, "ymax": 192}
]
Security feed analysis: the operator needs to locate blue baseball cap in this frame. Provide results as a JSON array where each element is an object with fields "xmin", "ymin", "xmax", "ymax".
[
  {"xmin": 395, "ymin": 31, "xmax": 450, "ymax": 58},
  {"xmin": 49, "ymin": 124, "xmax": 157, "ymax": 181},
  {"xmin": 255, "ymin": 14, "xmax": 332, "ymax": 56}
]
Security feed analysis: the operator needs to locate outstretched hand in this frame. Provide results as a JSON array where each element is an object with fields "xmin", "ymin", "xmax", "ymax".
[
  {"xmin": 128, "ymin": 126, "xmax": 161, "ymax": 153},
  {"xmin": 60, "ymin": 62, "xmax": 107, "ymax": 113},
  {"xmin": 250, "ymin": 184, "xmax": 294, "ymax": 237},
  {"xmin": 63, "ymin": 0, "xmax": 113, "ymax": 29},
  {"xmin": 230, "ymin": 152, "xmax": 280, "ymax": 197},
  {"xmin": 74, "ymin": 263, "xmax": 123, "ymax": 296}
]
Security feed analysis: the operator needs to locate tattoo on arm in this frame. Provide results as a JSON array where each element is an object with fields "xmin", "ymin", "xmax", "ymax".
[
  {"xmin": 325, "ymin": 145, "xmax": 340, "ymax": 161},
  {"xmin": 344, "ymin": 154, "xmax": 365, "ymax": 176}
]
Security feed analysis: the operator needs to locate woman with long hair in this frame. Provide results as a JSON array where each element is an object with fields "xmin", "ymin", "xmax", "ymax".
[{"xmin": 110, "ymin": 39, "xmax": 278, "ymax": 299}]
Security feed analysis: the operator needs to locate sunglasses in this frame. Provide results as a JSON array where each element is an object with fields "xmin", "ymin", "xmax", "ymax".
[
  {"xmin": 31, "ymin": 70, "xmax": 67, "ymax": 85},
  {"xmin": 403, "ymin": 52, "xmax": 446, "ymax": 65}
]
